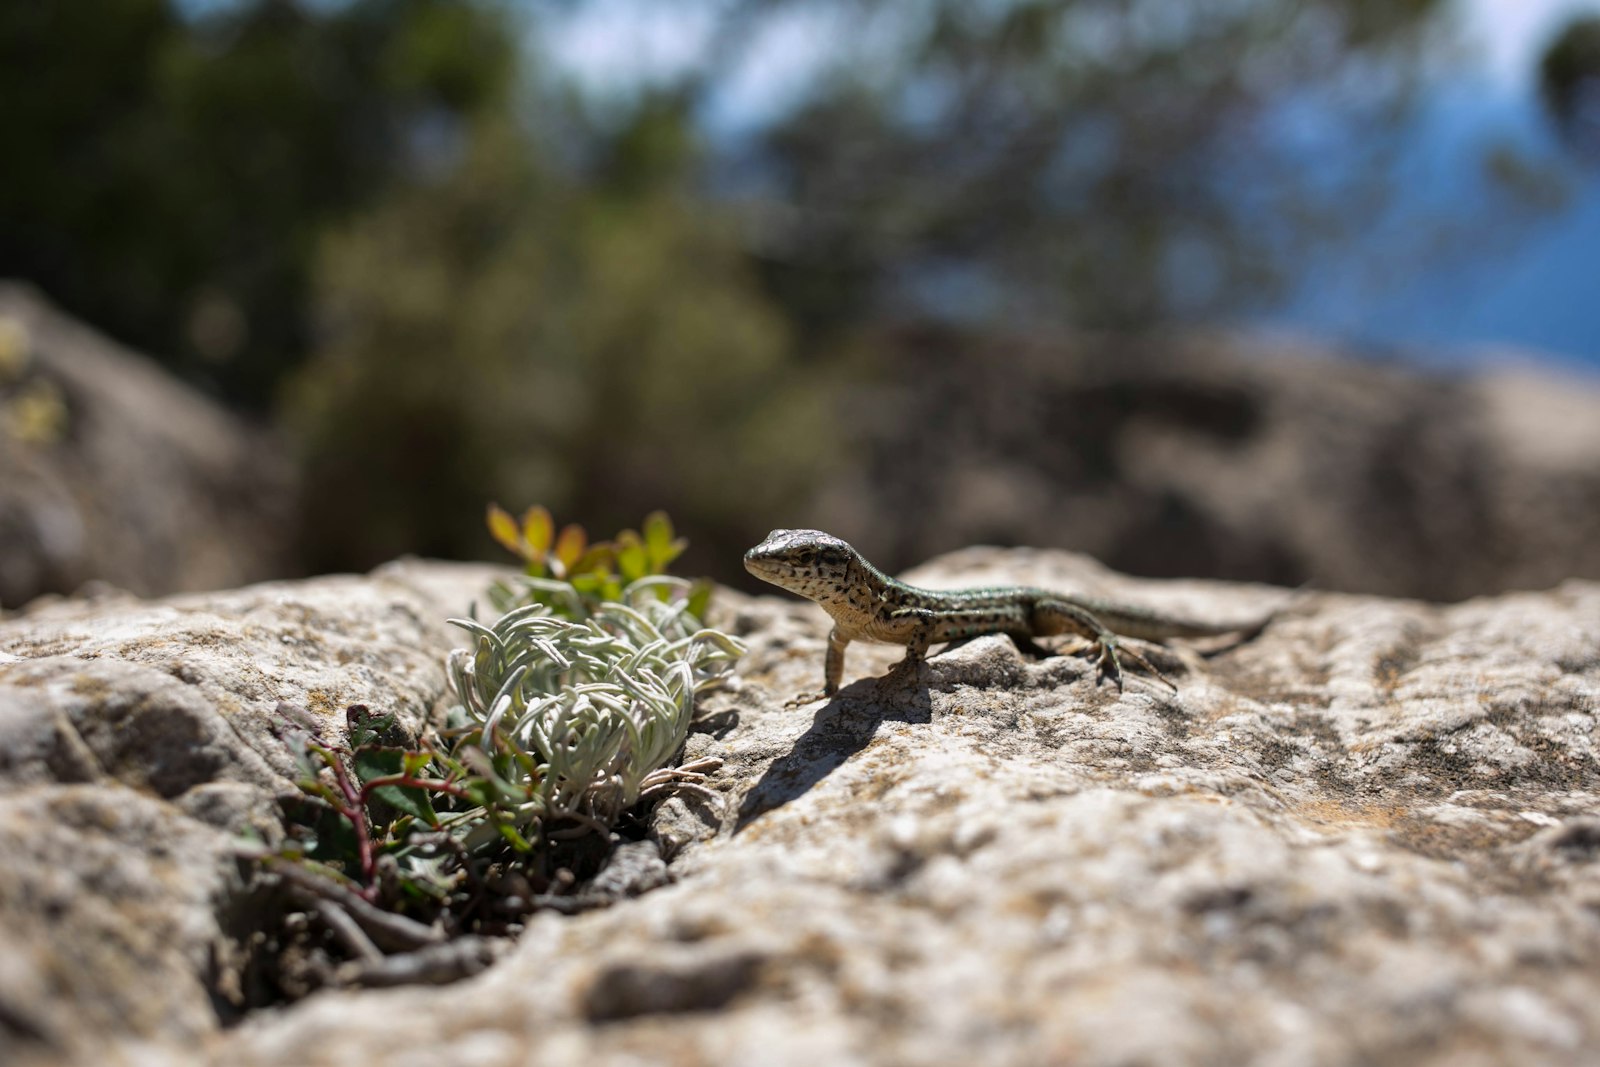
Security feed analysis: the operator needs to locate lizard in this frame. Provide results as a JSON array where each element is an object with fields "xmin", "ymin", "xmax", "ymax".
[{"xmin": 743, "ymin": 528, "xmax": 1274, "ymax": 696}]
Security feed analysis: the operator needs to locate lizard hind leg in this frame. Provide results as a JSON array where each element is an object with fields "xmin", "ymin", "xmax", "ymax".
[
  {"xmin": 1034, "ymin": 598, "xmax": 1178, "ymax": 693},
  {"xmin": 1096, "ymin": 634, "xmax": 1179, "ymax": 693}
]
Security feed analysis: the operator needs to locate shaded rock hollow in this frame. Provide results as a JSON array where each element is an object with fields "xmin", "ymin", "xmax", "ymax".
[
  {"xmin": 812, "ymin": 324, "xmax": 1600, "ymax": 603},
  {"xmin": 0, "ymin": 282, "xmax": 296, "ymax": 609}
]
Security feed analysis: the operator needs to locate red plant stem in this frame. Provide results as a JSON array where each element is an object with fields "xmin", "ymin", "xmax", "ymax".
[
  {"xmin": 328, "ymin": 760, "xmax": 378, "ymax": 900},
  {"xmin": 357, "ymin": 774, "xmax": 475, "ymax": 803}
]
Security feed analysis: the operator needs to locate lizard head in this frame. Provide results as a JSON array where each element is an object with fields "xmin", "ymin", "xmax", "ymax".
[{"xmin": 743, "ymin": 529, "xmax": 859, "ymax": 602}]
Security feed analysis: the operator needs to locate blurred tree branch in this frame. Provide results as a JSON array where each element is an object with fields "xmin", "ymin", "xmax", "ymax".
[{"xmin": 651, "ymin": 0, "xmax": 1452, "ymax": 338}]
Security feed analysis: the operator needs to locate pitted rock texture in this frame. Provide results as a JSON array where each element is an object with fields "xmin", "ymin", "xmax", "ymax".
[
  {"xmin": 231, "ymin": 550, "xmax": 1599, "ymax": 1066},
  {"xmin": 3, "ymin": 550, "xmax": 1599, "ymax": 1066},
  {"xmin": 0, "ymin": 559, "xmax": 501, "ymax": 1061}
]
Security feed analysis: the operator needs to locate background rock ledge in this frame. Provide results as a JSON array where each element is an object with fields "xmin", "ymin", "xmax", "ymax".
[{"xmin": 2, "ymin": 551, "xmax": 1598, "ymax": 1066}]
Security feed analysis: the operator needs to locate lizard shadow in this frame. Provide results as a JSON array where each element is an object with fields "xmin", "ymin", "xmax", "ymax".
[{"xmin": 733, "ymin": 667, "xmax": 933, "ymax": 833}]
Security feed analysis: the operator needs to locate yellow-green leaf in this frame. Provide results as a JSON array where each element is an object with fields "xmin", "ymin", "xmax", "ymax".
[
  {"xmin": 642, "ymin": 510, "xmax": 673, "ymax": 551},
  {"xmin": 642, "ymin": 509, "xmax": 688, "ymax": 571},
  {"xmin": 521, "ymin": 505, "xmax": 554, "ymax": 555},
  {"xmin": 573, "ymin": 543, "xmax": 614, "ymax": 576},
  {"xmin": 494, "ymin": 820, "xmax": 533, "ymax": 852},
  {"xmin": 486, "ymin": 503, "xmax": 524, "ymax": 557},
  {"xmin": 686, "ymin": 579, "xmax": 713, "ymax": 622},
  {"xmin": 571, "ymin": 572, "xmax": 607, "ymax": 597},
  {"xmin": 554, "ymin": 523, "xmax": 587, "ymax": 571},
  {"xmin": 615, "ymin": 529, "xmax": 648, "ymax": 582}
]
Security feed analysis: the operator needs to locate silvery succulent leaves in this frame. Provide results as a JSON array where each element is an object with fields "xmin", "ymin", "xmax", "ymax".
[
  {"xmin": 260, "ymin": 566, "xmax": 742, "ymax": 975},
  {"xmin": 446, "ymin": 575, "xmax": 744, "ymax": 840}
]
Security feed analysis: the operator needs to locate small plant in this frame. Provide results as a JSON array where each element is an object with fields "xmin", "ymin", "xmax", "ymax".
[
  {"xmin": 485, "ymin": 504, "xmax": 710, "ymax": 619},
  {"xmin": 274, "ymin": 704, "xmax": 475, "ymax": 905},
  {"xmin": 446, "ymin": 574, "xmax": 743, "ymax": 832},
  {"xmin": 263, "ymin": 509, "xmax": 743, "ymax": 978}
]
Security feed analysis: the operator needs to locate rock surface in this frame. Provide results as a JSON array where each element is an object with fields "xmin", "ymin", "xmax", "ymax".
[
  {"xmin": 0, "ymin": 282, "xmax": 297, "ymax": 608},
  {"xmin": 3, "ymin": 551, "xmax": 1599, "ymax": 1066},
  {"xmin": 0, "ymin": 559, "xmax": 501, "ymax": 1060},
  {"xmin": 810, "ymin": 324, "xmax": 1600, "ymax": 602}
]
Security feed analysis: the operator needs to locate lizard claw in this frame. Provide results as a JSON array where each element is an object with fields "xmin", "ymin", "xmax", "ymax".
[
  {"xmin": 1093, "ymin": 638, "xmax": 1126, "ymax": 692},
  {"xmin": 1094, "ymin": 636, "xmax": 1179, "ymax": 693}
]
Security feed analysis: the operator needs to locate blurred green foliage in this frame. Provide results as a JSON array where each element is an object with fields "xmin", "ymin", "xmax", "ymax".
[
  {"xmin": 4, "ymin": 0, "xmax": 1513, "ymax": 582},
  {"xmin": 285, "ymin": 106, "xmax": 838, "ymax": 573},
  {"xmin": 1541, "ymin": 16, "xmax": 1600, "ymax": 159},
  {"xmin": 484, "ymin": 505, "xmax": 711, "ymax": 619},
  {"xmin": 0, "ymin": 0, "xmax": 512, "ymax": 405},
  {"xmin": 729, "ymin": 0, "xmax": 1449, "ymax": 336}
]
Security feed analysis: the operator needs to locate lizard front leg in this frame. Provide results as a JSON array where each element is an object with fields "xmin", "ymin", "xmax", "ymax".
[
  {"xmin": 883, "ymin": 608, "xmax": 936, "ymax": 687},
  {"xmin": 783, "ymin": 626, "xmax": 851, "ymax": 706},
  {"xmin": 824, "ymin": 625, "xmax": 850, "ymax": 695}
]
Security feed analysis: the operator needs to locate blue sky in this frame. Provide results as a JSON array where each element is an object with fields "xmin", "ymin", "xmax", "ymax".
[
  {"xmin": 545, "ymin": 0, "xmax": 1600, "ymax": 369},
  {"xmin": 180, "ymin": 0, "xmax": 1600, "ymax": 367},
  {"xmin": 1269, "ymin": 0, "xmax": 1600, "ymax": 368}
]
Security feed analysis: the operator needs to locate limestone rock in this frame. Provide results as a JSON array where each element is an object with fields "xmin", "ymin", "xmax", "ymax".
[
  {"xmin": 2, "ymin": 550, "xmax": 1598, "ymax": 1066},
  {"xmin": 0, "ymin": 282, "xmax": 297, "ymax": 608},
  {"xmin": 0, "ymin": 559, "xmax": 500, "ymax": 1059},
  {"xmin": 811, "ymin": 324, "xmax": 1600, "ymax": 602}
]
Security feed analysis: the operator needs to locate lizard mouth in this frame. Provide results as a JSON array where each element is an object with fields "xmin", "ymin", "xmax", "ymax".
[
  {"xmin": 743, "ymin": 531, "xmax": 797, "ymax": 582},
  {"xmin": 742, "ymin": 551, "xmax": 784, "ymax": 583},
  {"xmin": 744, "ymin": 547, "xmax": 813, "ymax": 594}
]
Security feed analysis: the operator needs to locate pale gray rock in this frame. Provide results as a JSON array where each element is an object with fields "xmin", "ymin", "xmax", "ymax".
[
  {"xmin": 3, "ymin": 550, "xmax": 1599, "ymax": 1066},
  {"xmin": 218, "ymin": 549, "xmax": 1600, "ymax": 1067},
  {"xmin": 0, "ymin": 559, "xmax": 500, "ymax": 1060},
  {"xmin": 813, "ymin": 325, "xmax": 1600, "ymax": 602},
  {"xmin": 0, "ymin": 282, "xmax": 297, "ymax": 608}
]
